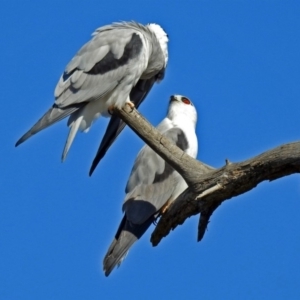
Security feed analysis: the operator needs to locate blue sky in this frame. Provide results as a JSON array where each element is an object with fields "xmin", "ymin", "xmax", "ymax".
[{"xmin": 1, "ymin": 1, "xmax": 300, "ymax": 299}]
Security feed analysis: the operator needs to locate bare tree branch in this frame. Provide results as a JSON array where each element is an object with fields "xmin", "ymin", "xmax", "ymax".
[
  {"xmin": 114, "ymin": 105, "xmax": 214, "ymax": 185},
  {"xmin": 197, "ymin": 200, "xmax": 222, "ymax": 242},
  {"xmin": 114, "ymin": 106, "xmax": 300, "ymax": 247}
]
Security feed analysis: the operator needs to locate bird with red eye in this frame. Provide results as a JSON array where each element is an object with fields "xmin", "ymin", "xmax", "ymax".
[
  {"xmin": 170, "ymin": 95, "xmax": 193, "ymax": 106},
  {"xmin": 181, "ymin": 97, "xmax": 191, "ymax": 105},
  {"xmin": 170, "ymin": 95, "xmax": 194, "ymax": 106}
]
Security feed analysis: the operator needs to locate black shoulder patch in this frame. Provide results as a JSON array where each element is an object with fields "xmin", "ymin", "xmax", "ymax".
[
  {"xmin": 176, "ymin": 130, "xmax": 189, "ymax": 151},
  {"xmin": 87, "ymin": 33, "xmax": 143, "ymax": 75},
  {"xmin": 153, "ymin": 129, "xmax": 189, "ymax": 184},
  {"xmin": 153, "ymin": 162, "xmax": 173, "ymax": 184}
]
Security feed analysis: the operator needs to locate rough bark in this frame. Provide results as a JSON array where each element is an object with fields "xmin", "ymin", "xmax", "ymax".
[{"xmin": 114, "ymin": 105, "xmax": 300, "ymax": 246}]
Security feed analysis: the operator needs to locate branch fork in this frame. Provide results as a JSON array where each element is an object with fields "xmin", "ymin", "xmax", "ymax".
[{"xmin": 114, "ymin": 105, "xmax": 300, "ymax": 246}]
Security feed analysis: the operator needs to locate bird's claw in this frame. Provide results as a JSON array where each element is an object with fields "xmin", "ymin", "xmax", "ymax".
[
  {"xmin": 160, "ymin": 199, "xmax": 171, "ymax": 214},
  {"xmin": 125, "ymin": 101, "xmax": 135, "ymax": 112}
]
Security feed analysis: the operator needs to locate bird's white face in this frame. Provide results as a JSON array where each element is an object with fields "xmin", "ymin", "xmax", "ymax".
[
  {"xmin": 168, "ymin": 95, "xmax": 197, "ymax": 127},
  {"xmin": 147, "ymin": 23, "xmax": 169, "ymax": 66}
]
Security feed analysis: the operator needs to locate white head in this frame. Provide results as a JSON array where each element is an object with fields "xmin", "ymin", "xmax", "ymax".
[
  {"xmin": 147, "ymin": 23, "xmax": 169, "ymax": 66},
  {"xmin": 167, "ymin": 95, "xmax": 197, "ymax": 128}
]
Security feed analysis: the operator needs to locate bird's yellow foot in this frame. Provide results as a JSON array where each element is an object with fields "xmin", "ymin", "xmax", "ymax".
[
  {"xmin": 125, "ymin": 100, "xmax": 135, "ymax": 111},
  {"xmin": 160, "ymin": 199, "xmax": 172, "ymax": 214}
]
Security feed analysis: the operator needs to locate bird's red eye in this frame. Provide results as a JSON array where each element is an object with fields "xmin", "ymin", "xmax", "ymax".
[{"xmin": 182, "ymin": 97, "xmax": 191, "ymax": 105}]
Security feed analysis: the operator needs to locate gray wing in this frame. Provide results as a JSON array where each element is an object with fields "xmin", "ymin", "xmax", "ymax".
[
  {"xmin": 16, "ymin": 23, "xmax": 147, "ymax": 147},
  {"xmin": 54, "ymin": 23, "xmax": 146, "ymax": 108},
  {"xmin": 123, "ymin": 127, "xmax": 189, "ymax": 225},
  {"xmin": 103, "ymin": 127, "xmax": 189, "ymax": 276},
  {"xmin": 15, "ymin": 104, "xmax": 82, "ymax": 146},
  {"xmin": 89, "ymin": 68, "xmax": 165, "ymax": 176}
]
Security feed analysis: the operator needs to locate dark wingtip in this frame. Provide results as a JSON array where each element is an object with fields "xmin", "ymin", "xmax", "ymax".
[
  {"xmin": 15, "ymin": 134, "xmax": 30, "ymax": 147},
  {"xmin": 90, "ymin": 77, "xmax": 158, "ymax": 175},
  {"xmin": 89, "ymin": 154, "xmax": 102, "ymax": 176},
  {"xmin": 104, "ymin": 268, "xmax": 112, "ymax": 277},
  {"xmin": 89, "ymin": 166, "xmax": 95, "ymax": 177},
  {"xmin": 89, "ymin": 116, "xmax": 123, "ymax": 177}
]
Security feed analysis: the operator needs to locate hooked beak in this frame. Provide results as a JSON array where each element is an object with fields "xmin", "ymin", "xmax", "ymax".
[{"xmin": 170, "ymin": 95, "xmax": 180, "ymax": 103}]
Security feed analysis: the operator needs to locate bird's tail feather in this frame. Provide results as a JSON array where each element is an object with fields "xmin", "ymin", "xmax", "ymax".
[
  {"xmin": 61, "ymin": 114, "xmax": 83, "ymax": 161},
  {"xmin": 15, "ymin": 104, "xmax": 80, "ymax": 147},
  {"xmin": 103, "ymin": 215, "xmax": 154, "ymax": 277}
]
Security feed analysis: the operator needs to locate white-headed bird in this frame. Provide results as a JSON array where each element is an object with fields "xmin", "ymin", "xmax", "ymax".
[
  {"xmin": 16, "ymin": 21, "xmax": 168, "ymax": 164},
  {"xmin": 103, "ymin": 95, "xmax": 198, "ymax": 276}
]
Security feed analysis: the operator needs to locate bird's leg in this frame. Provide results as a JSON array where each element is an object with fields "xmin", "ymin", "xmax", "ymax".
[
  {"xmin": 160, "ymin": 199, "xmax": 172, "ymax": 214},
  {"xmin": 152, "ymin": 201, "xmax": 172, "ymax": 226},
  {"xmin": 125, "ymin": 98, "xmax": 135, "ymax": 112},
  {"xmin": 108, "ymin": 97, "xmax": 135, "ymax": 115},
  {"xmin": 108, "ymin": 98, "xmax": 135, "ymax": 115},
  {"xmin": 153, "ymin": 200, "xmax": 172, "ymax": 225}
]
